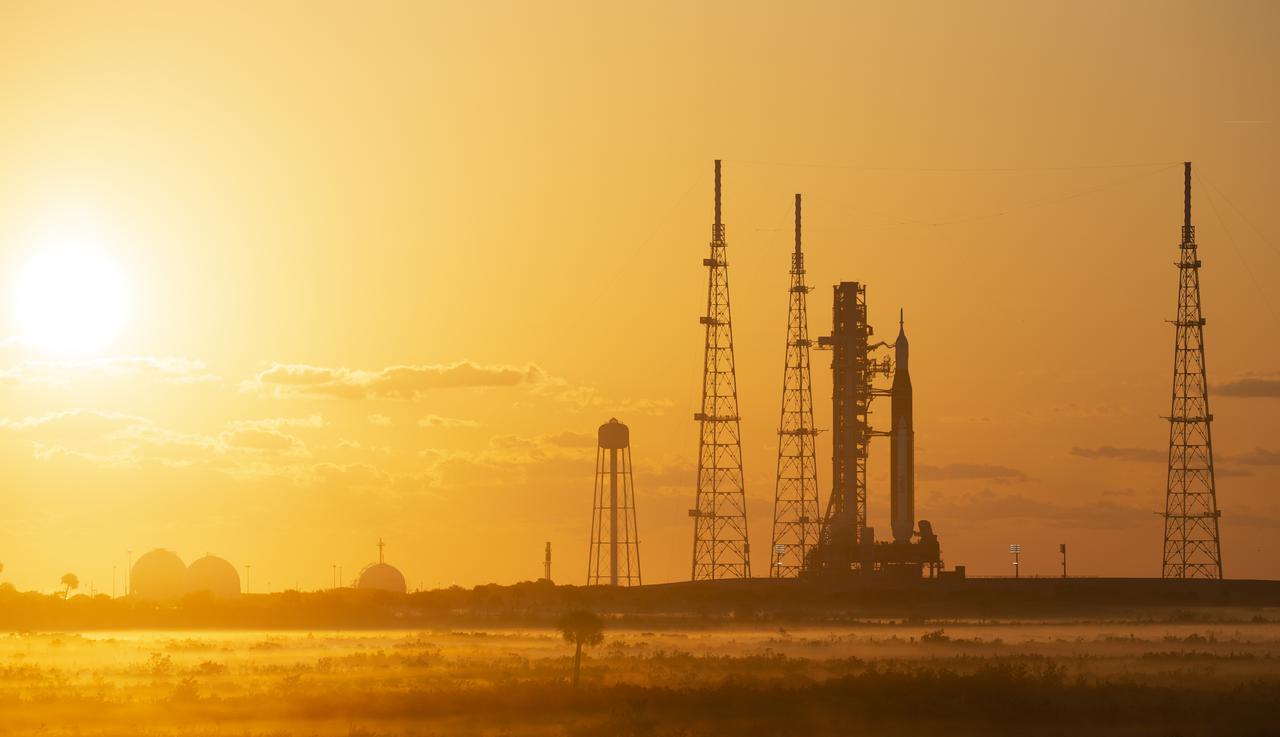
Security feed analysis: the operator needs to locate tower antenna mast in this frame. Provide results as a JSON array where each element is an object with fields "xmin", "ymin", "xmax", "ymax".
[
  {"xmin": 1161, "ymin": 161, "xmax": 1224, "ymax": 579},
  {"xmin": 770, "ymin": 194, "xmax": 820, "ymax": 577},
  {"xmin": 690, "ymin": 160, "xmax": 752, "ymax": 580}
]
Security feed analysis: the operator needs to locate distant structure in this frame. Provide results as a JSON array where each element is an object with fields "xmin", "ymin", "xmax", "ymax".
[
  {"xmin": 184, "ymin": 554, "xmax": 241, "ymax": 598},
  {"xmin": 130, "ymin": 549, "xmax": 186, "ymax": 601},
  {"xmin": 810, "ymin": 283, "xmax": 942, "ymax": 576},
  {"xmin": 1162, "ymin": 162, "xmax": 1224, "ymax": 579},
  {"xmin": 770, "ymin": 194, "xmax": 820, "ymax": 578},
  {"xmin": 690, "ymin": 159, "xmax": 752, "ymax": 580},
  {"xmin": 542, "ymin": 542, "xmax": 552, "ymax": 582},
  {"xmin": 357, "ymin": 538, "xmax": 407, "ymax": 593},
  {"xmin": 587, "ymin": 418, "xmax": 642, "ymax": 586},
  {"xmin": 813, "ymin": 282, "xmax": 886, "ymax": 567}
]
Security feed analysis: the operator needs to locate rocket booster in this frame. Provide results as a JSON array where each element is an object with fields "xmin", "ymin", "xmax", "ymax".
[{"xmin": 890, "ymin": 310, "xmax": 915, "ymax": 544}]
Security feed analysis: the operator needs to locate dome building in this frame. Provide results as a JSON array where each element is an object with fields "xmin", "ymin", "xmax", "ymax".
[
  {"xmin": 357, "ymin": 538, "xmax": 407, "ymax": 593},
  {"xmin": 184, "ymin": 554, "xmax": 241, "ymax": 598},
  {"xmin": 130, "ymin": 549, "xmax": 187, "ymax": 601}
]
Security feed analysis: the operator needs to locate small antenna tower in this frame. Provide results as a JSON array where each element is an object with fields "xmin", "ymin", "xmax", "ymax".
[
  {"xmin": 770, "ymin": 194, "xmax": 820, "ymax": 577},
  {"xmin": 1162, "ymin": 161, "xmax": 1224, "ymax": 579},
  {"xmin": 588, "ymin": 419, "xmax": 642, "ymax": 585},
  {"xmin": 690, "ymin": 160, "xmax": 752, "ymax": 580}
]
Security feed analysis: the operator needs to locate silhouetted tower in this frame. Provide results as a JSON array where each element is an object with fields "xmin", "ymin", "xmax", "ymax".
[
  {"xmin": 588, "ymin": 418, "xmax": 641, "ymax": 586},
  {"xmin": 815, "ymin": 282, "xmax": 891, "ymax": 570},
  {"xmin": 1162, "ymin": 162, "xmax": 1224, "ymax": 579},
  {"xmin": 690, "ymin": 160, "xmax": 752, "ymax": 580},
  {"xmin": 770, "ymin": 194, "xmax": 820, "ymax": 577},
  {"xmin": 543, "ymin": 542, "xmax": 552, "ymax": 582}
]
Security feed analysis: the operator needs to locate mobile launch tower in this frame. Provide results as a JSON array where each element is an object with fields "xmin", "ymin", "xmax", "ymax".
[{"xmin": 810, "ymin": 283, "xmax": 942, "ymax": 577}]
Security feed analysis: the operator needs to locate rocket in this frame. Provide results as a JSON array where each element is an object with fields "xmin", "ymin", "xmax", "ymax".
[{"xmin": 890, "ymin": 309, "xmax": 915, "ymax": 544}]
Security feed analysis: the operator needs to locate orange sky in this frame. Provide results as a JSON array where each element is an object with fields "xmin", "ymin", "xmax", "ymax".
[{"xmin": 1, "ymin": 1, "xmax": 1278, "ymax": 593}]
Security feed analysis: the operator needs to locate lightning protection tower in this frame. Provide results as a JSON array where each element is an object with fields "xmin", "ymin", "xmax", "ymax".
[
  {"xmin": 770, "ymin": 194, "xmax": 820, "ymax": 577},
  {"xmin": 588, "ymin": 418, "xmax": 642, "ymax": 586},
  {"xmin": 1162, "ymin": 162, "xmax": 1224, "ymax": 579},
  {"xmin": 690, "ymin": 160, "xmax": 752, "ymax": 580}
]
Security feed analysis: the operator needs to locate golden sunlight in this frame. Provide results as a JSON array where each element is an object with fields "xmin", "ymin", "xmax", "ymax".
[{"xmin": 12, "ymin": 236, "xmax": 129, "ymax": 354}]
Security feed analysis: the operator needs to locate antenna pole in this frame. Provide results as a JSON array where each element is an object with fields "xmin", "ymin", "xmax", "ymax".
[
  {"xmin": 1184, "ymin": 161, "xmax": 1192, "ymax": 231},
  {"xmin": 714, "ymin": 160, "xmax": 722, "ymax": 228},
  {"xmin": 794, "ymin": 193, "xmax": 801, "ymax": 254}
]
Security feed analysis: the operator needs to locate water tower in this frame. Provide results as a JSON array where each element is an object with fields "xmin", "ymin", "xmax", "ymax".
[{"xmin": 587, "ymin": 418, "xmax": 642, "ymax": 586}]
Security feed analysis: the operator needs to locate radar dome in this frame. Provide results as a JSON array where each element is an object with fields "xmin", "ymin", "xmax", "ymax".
[
  {"xmin": 357, "ymin": 563, "xmax": 407, "ymax": 593},
  {"xmin": 130, "ymin": 549, "xmax": 187, "ymax": 601},
  {"xmin": 184, "ymin": 555, "xmax": 241, "ymax": 598}
]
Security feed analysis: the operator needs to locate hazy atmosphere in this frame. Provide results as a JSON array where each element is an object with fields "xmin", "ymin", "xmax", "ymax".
[{"xmin": 2, "ymin": 1, "xmax": 1278, "ymax": 593}]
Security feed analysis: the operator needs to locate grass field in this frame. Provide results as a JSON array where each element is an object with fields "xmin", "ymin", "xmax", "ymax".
[{"xmin": 3, "ymin": 617, "xmax": 1279, "ymax": 736}]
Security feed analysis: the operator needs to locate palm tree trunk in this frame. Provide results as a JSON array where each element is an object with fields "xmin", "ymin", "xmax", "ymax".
[{"xmin": 573, "ymin": 640, "xmax": 582, "ymax": 687}]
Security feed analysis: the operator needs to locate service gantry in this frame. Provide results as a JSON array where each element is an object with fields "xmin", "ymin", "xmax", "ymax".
[{"xmin": 811, "ymin": 282, "xmax": 891, "ymax": 570}]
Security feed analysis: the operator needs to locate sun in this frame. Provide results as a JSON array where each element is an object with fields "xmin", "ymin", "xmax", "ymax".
[{"xmin": 13, "ymin": 242, "xmax": 129, "ymax": 354}]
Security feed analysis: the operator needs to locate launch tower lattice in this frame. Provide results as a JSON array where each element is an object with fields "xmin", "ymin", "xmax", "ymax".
[
  {"xmin": 690, "ymin": 160, "xmax": 752, "ymax": 580},
  {"xmin": 813, "ymin": 282, "xmax": 891, "ymax": 570},
  {"xmin": 1162, "ymin": 161, "xmax": 1224, "ymax": 579},
  {"xmin": 770, "ymin": 194, "xmax": 820, "ymax": 578}
]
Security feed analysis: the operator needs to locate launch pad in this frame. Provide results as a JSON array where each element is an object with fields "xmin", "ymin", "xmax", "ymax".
[{"xmin": 808, "ymin": 281, "xmax": 947, "ymax": 579}]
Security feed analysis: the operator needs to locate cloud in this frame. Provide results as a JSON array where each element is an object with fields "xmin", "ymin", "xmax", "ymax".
[
  {"xmin": 928, "ymin": 490, "xmax": 1150, "ymax": 530},
  {"xmin": 416, "ymin": 431, "xmax": 596, "ymax": 489},
  {"xmin": 244, "ymin": 360, "xmax": 548, "ymax": 400},
  {"xmin": 226, "ymin": 415, "xmax": 325, "ymax": 431},
  {"xmin": 0, "ymin": 355, "xmax": 219, "ymax": 386},
  {"xmin": 1048, "ymin": 403, "xmax": 1130, "ymax": 418},
  {"xmin": 418, "ymin": 414, "xmax": 479, "ymax": 429},
  {"xmin": 367, "ymin": 414, "xmax": 392, "ymax": 426},
  {"xmin": 918, "ymin": 463, "xmax": 1028, "ymax": 483},
  {"xmin": 1216, "ymin": 372, "xmax": 1280, "ymax": 398},
  {"xmin": 218, "ymin": 427, "xmax": 309, "ymax": 456},
  {"xmin": 1229, "ymin": 507, "xmax": 1280, "ymax": 529},
  {"xmin": 2, "ymin": 409, "xmax": 314, "ymax": 470},
  {"xmin": 1071, "ymin": 446, "xmax": 1165, "ymax": 463},
  {"xmin": 309, "ymin": 462, "xmax": 391, "ymax": 490},
  {"xmin": 1215, "ymin": 466, "xmax": 1254, "ymax": 478},
  {"xmin": 543, "ymin": 430, "xmax": 596, "ymax": 448},
  {"xmin": 0, "ymin": 409, "xmax": 147, "ymax": 438},
  {"xmin": 1228, "ymin": 447, "xmax": 1280, "ymax": 466}
]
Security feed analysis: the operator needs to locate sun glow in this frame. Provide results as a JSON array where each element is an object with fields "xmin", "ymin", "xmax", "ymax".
[{"xmin": 12, "ymin": 240, "xmax": 129, "ymax": 355}]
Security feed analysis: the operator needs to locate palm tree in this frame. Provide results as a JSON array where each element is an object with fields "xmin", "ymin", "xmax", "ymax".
[
  {"xmin": 61, "ymin": 573, "xmax": 79, "ymax": 599},
  {"xmin": 556, "ymin": 610, "xmax": 604, "ymax": 687}
]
